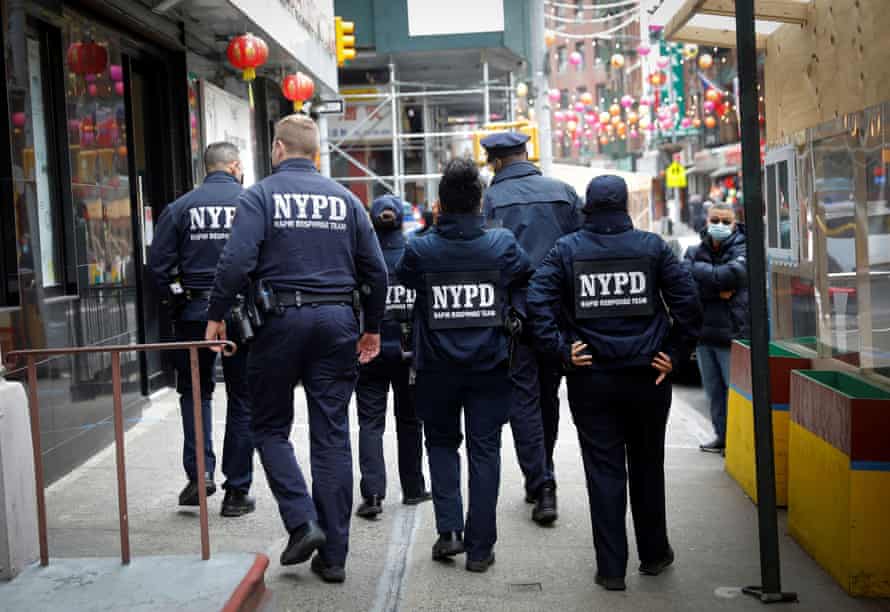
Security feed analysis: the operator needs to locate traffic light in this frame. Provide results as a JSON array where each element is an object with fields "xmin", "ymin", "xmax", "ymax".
[{"xmin": 335, "ymin": 16, "xmax": 355, "ymax": 67}]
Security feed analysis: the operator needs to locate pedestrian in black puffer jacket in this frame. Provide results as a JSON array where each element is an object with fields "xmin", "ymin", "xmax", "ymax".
[{"xmin": 683, "ymin": 201, "xmax": 749, "ymax": 453}]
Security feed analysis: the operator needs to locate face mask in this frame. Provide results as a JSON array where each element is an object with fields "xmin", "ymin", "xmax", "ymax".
[{"xmin": 707, "ymin": 222, "xmax": 733, "ymax": 241}]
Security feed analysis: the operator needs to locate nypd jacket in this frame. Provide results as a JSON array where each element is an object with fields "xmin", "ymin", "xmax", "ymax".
[
  {"xmin": 483, "ymin": 161, "xmax": 582, "ymax": 267},
  {"xmin": 683, "ymin": 225, "xmax": 749, "ymax": 346},
  {"xmin": 150, "ymin": 171, "xmax": 243, "ymax": 321},
  {"xmin": 208, "ymin": 158, "xmax": 387, "ymax": 331},
  {"xmin": 528, "ymin": 210, "xmax": 702, "ymax": 371},
  {"xmin": 371, "ymin": 196, "xmax": 414, "ymax": 361},
  {"xmin": 395, "ymin": 213, "xmax": 532, "ymax": 372}
]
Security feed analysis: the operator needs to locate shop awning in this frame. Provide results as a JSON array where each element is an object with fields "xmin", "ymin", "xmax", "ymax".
[
  {"xmin": 653, "ymin": 0, "xmax": 811, "ymax": 50},
  {"xmin": 710, "ymin": 165, "xmax": 739, "ymax": 179}
]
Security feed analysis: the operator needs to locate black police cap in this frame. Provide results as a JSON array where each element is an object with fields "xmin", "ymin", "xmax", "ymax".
[{"xmin": 480, "ymin": 131, "xmax": 529, "ymax": 159}]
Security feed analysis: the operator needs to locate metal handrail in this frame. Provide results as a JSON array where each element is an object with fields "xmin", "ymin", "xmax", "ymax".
[{"xmin": 5, "ymin": 340, "xmax": 236, "ymax": 567}]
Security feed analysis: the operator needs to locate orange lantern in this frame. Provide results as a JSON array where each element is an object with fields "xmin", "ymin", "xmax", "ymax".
[
  {"xmin": 649, "ymin": 71, "xmax": 666, "ymax": 87},
  {"xmin": 545, "ymin": 31, "xmax": 556, "ymax": 48},
  {"xmin": 580, "ymin": 92, "xmax": 594, "ymax": 106},
  {"xmin": 67, "ymin": 41, "xmax": 108, "ymax": 76},
  {"xmin": 692, "ymin": 117, "xmax": 702, "ymax": 128},
  {"xmin": 609, "ymin": 103, "xmax": 621, "ymax": 117},
  {"xmin": 704, "ymin": 115, "xmax": 717, "ymax": 129},
  {"xmin": 599, "ymin": 135, "xmax": 609, "ymax": 146},
  {"xmin": 610, "ymin": 115, "xmax": 621, "ymax": 126},
  {"xmin": 705, "ymin": 88, "xmax": 722, "ymax": 103},
  {"xmin": 282, "ymin": 72, "xmax": 315, "ymax": 112},
  {"xmin": 626, "ymin": 111, "xmax": 639, "ymax": 125},
  {"xmin": 566, "ymin": 120, "xmax": 578, "ymax": 133},
  {"xmin": 227, "ymin": 33, "xmax": 269, "ymax": 82},
  {"xmin": 610, "ymin": 53, "xmax": 625, "ymax": 69},
  {"xmin": 599, "ymin": 111, "xmax": 611, "ymax": 125},
  {"xmin": 616, "ymin": 122, "xmax": 627, "ymax": 136},
  {"xmin": 698, "ymin": 53, "xmax": 714, "ymax": 70}
]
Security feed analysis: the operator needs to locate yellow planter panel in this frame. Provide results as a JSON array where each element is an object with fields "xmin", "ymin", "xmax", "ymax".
[{"xmin": 849, "ymin": 470, "xmax": 890, "ymax": 597}]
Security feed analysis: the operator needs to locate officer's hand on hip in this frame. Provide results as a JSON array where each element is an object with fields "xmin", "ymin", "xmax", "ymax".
[
  {"xmin": 205, "ymin": 320, "xmax": 227, "ymax": 353},
  {"xmin": 357, "ymin": 333, "xmax": 381, "ymax": 364},
  {"xmin": 719, "ymin": 290, "xmax": 735, "ymax": 300},
  {"xmin": 651, "ymin": 352, "xmax": 673, "ymax": 385},
  {"xmin": 571, "ymin": 341, "xmax": 593, "ymax": 368}
]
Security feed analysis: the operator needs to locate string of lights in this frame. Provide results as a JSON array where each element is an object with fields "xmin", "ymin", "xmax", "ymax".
[
  {"xmin": 546, "ymin": 12, "xmax": 641, "ymax": 39},
  {"xmin": 545, "ymin": 5, "xmax": 639, "ymax": 24},
  {"xmin": 545, "ymin": 0, "xmax": 640, "ymax": 11}
]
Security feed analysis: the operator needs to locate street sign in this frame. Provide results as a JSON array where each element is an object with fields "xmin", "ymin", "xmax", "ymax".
[
  {"xmin": 666, "ymin": 161, "xmax": 687, "ymax": 189},
  {"xmin": 314, "ymin": 98, "xmax": 345, "ymax": 115}
]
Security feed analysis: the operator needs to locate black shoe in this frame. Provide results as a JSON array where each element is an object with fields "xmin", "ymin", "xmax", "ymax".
[
  {"xmin": 595, "ymin": 574, "xmax": 627, "ymax": 591},
  {"xmin": 700, "ymin": 439, "xmax": 726, "ymax": 453},
  {"xmin": 524, "ymin": 493, "xmax": 536, "ymax": 504},
  {"xmin": 640, "ymin": 546, "xmax": 675, "ymax": 576},
  {"xmin": 466, "ymin": 553, "xmax": 495, "ymax": 573},
  {"xmin": 280, "ymin": 521, "xmax": 327, "ymax": 566},
  {"xmin": 220, "ymin": 489, "xmax": 256, "ymax": 517},
  {"xmin": 356, "ymin": 495, "xmax": 383, "ymax": 519},
  {"xmin": 532, "ymin": 483, "xmax": 558, "ymax": 525},
  {"xmin": 403, "ymin": 490, "xmax": 432, "ymax": 506},
  {"xmin": 178, "ymin": 474, "xmax": 216, "ymax": 506},
  {"xmin": 310, "ymin": 554, "xmax": 346, "ymax": 583},
  {"xmin": 432, "ymin": 531, "xmax": 465, "ymax": 561}
]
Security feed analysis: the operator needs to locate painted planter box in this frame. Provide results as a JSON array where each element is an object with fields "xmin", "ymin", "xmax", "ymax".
[
  {"xmin": 725, "ymin": 340, "xmax": 811, "ymax": 506},
  {"xmin": 788, "ymin": 370, "xmax": 890, "ymax": 597}
]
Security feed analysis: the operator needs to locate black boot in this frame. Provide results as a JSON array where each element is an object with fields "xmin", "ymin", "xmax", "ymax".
[
  {"xmin": 220, "ymin": 489, "xmax": 256, "ymax": 517},
  {"xmin": 466, "ymin": 552, "xmax": 495, "ymax": 573},
  {"xmin": 356, "ymin": 495, "xmax": 383, "ymax": 519},
  {"xmin": 280, "ymin": 520, "xmax": 326, "ymax": 566},
  {"xmin": 640, "ymin": 546, "xmax": 675, "ymax": 576},
  {"xmin": 595, "ymin": 574, "xmax": 627, "ymax": 591},
  {"xmin": 431, "ymin": 531, "xmax": 465, "ymax": 561},
  {"xmin": 699, "ymin": 438, "xmax": 725, "ymax": 453},
  {"xmin": 402, "ymin": 490, "xmax": 432, "ymax": 506},
  {"xmin": 532, "ymin": 482, "xmax": 558, "ymax": 525},
  {"xmin": 178, "ymin": 474, "xmax": 216, "ymax": 506},
  {"xmin": 310, "ymin": 554, "xmax": 346, "ymax": 583}
]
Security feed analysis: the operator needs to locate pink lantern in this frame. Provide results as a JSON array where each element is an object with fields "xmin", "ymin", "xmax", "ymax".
[
  {"xmin": 108, "ymin": 64, "xmax": 123, "ymax": 82},
  {"xmin": 553, "ymin": 110, "xmax": 565, "ymax": 122},
  {"xmin": 566, "ymin": 110, "xmax": 577, "ymax": 121},
  {"xmin": 85, "ymin": 73, "xmax": 96, "ymax": 83},
  {"xmin": 661, "ymin": 118, "xmax": 674, "ymax": 130},
  {"xmin": 670, "ymin": 102, "xmax": 679, "ymax": 114},
  {"xmin": 656, "ymin": 56, "xmax": 670, "ymax": 70},
  {"xmin": 703, "ymin": 100, "xmax": 716, "ymax": 113},
  {"xmin": 548, "ymin": 89, "xmax": 561, "ymax": 103},
  {"xmin": 584, "ymin": 112, "xmax": 596, "ymax": 123},
  {"xmin": 114, "ymin": 81, "xmax": 125, "ymax": 96},
  {"xmin": 11, "ymin": 112, "xmax": 26, "ymax": 128},
  {"xmin": 620, "ymin": 95, "xmax": 634, "ymax": 109},
  {"xmin": 681, "ymin": 117, "xmax": 692, "ymax": 128},
  {"xmin": 584, "ymin": 128, "xmax": 593, "ymax": 137},
  {"xmin": 88, "ymin": 83, "xmax": 98, "ymax": 97},
  {"xmin": 646, "ymin": 122, "xmax": 657, "ymax": 132},
  {"xmin": 573, "ymin": 101, "xmax": 584, "ymax": 113},
  {"xmin": 572, "ymin": 138, "xmax": 581, "ymax": 148},
  {"xmin": 568, "ymin": 51, "xmax": 583, "ymax": 67},
  {"xmin": 636, "ymin": 44, "xmax": 651, "ymax": 56},
  {"xmin": 554, "ymin": 129, "xmax": 564, "ymax": 138},
  {"xmin": 629, "ymin": 128, "xmax": 640, "ymax": 138}
]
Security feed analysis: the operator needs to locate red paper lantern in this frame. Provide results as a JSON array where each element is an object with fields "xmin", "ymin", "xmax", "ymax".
[
  {"xmin": 226, "ymin": 33, "xmax": 269, "ymax": 82},
  {"xmin": 705, "ymin": 88, "xmax": 722, "ymax": 103},
  {"xmin": 649, "ymin": 71, "xmax": 666, "ymax": 87},
  {"xmin": 67, "ymin": 41, "xmax": 108, "ymax": 76},
  {"xmin": 281, "ymin": 72, "xmax": 315, "ymax": 112}
]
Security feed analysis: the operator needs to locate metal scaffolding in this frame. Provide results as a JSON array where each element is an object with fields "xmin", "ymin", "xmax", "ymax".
[{"xmin": 323, "ymin": 55, "xmax": 516, "ymax": 204}]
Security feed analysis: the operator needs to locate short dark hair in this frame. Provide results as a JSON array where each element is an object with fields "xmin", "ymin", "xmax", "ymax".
[
  {"xmin": 204, "ymin": 142, "xmax": 240, "ymax": 171},
  {"xmin": 438, "ymin": 158, "xmax": 483, "ymax": 214}
]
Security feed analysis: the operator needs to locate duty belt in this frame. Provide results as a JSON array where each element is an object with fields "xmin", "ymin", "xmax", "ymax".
[
  {"xmin": 185, "ymin": 289, "xmax": 212, "ymax": 301},
  {"xmin": 274, "ymin": 290, "xmax": 354, "ymax": 308}
]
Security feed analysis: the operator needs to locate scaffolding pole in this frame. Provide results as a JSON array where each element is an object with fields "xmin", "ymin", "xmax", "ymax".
[
  {"xmin": 422, "ymin": 90, "xmax": 437, "ymax": 205},
  {"xmin": 482, "ymin": 56, "xmax": 491, "ymax": 125},
  {"xmin": 390, "ymin": 61, "xmax": 401, "ymax": 198}
]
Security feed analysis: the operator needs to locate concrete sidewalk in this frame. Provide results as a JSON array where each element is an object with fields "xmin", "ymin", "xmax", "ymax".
[{"xmin": 5, "ymin": 382, "xmax": 890, "ymax": 611}]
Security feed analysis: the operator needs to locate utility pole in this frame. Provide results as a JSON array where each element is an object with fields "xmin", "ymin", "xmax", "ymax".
[{"xmin": 531, "ymin": 0, "xmax": 553, "ymax": 175}]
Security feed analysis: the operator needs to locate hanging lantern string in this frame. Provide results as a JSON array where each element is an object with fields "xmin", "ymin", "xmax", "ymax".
[
  {"xmin": 546, "ymin": 12, "xmax": 640, "ymax": 39},
  {"xmin": 545, "ymin": 5, "xmax": 639, "ymax": 24}
]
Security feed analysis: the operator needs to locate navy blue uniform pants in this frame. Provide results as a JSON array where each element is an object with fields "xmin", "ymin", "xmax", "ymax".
[
  {"xmin": 248, "ymin": 305, "xmax": 358, "ymax": 567},
  {"xmin": 566, "ymin": 368, "xmax": 672, "ymax": 578},
  {"xmin": 537, "ymin": 354, "xmax": 563, "ymax": 475},
  {"xmin": 416, "ymin": 366, "xmax": 511, "ymax": 562},
  {"xmin": 356, "ymin": 359, "xmax": 426, "ymax": 500},
  {"xmin": 174, "ymin": 320, "xmax": 253, "ymax": 492},
  {"xmin": 508, "ymin": 344, "xmax": 553, "ymax": 497}
]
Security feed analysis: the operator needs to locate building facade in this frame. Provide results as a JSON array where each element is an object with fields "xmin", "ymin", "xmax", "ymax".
[{"xmin": 0, "ymin": 0, "xmax": 338, "ymax": 482}]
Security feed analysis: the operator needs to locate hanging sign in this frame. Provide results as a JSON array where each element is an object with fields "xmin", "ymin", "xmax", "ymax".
[{"xmin": 666, "ymin": 161, "xmax": 687, "ymax": 189}]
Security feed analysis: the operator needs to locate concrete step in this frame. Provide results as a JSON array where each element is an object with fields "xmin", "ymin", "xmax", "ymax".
[{"xmin": 0, "ymin": 552, "xmax": 271, "ymax": 611}]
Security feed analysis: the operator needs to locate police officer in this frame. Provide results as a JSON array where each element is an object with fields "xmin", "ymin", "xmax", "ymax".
[
  {"xmin": 206, "ymin": 115, "xmax": 387, "ymax": 584},
  {"xmin": 410, "ymin": 201, "xmax": 438, "ymax": 239},
  {"xmin": 481, "ymin": 131, "xmax": 582, "ymax": 524},
  {"xmin": 354, "ymin": 195, "xmax": 431, "ymax": 519},
  {"xmin": 396, "ymin": 158, "xmax": 531, "ymax": 573},
  {"xmin": 150, "ymin": 142, "xmax": 255, "ymax": 518},
  {"xmin": 528, "ymin": 175, "xmax": 702, "ymax": 591}
]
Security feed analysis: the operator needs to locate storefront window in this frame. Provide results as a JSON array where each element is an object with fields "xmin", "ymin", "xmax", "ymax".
[{"xmin": 62, "ymin": 16, "xmax": 132, "ymax": 288}]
